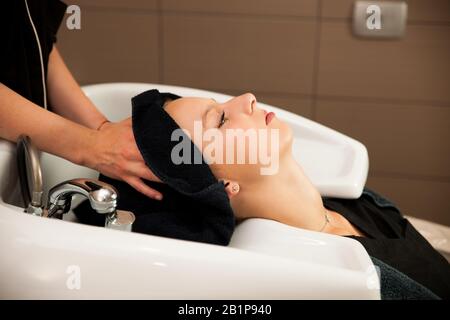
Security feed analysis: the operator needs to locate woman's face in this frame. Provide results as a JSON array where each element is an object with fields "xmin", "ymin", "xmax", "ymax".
[{"xmin": 164, "ymin": 93, "xmax": 293, "ymax": 183}]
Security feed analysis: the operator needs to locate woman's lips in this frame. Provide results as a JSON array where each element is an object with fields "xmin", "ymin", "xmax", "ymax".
[{"xmin": 265, "ymin": 111, "xmax": 275, "ymax": 125}]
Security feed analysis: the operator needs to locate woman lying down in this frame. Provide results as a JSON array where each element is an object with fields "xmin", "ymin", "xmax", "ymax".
[{"xmin": 74, "ymin": 89, "xmax": 449, "ymax": 299}]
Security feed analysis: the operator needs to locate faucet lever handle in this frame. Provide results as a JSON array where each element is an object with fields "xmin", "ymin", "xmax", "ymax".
[
  {"xmin": 84, "ymin": 180, "xmax": 104, "ymax": 191},
  {"xmin": 47, "ymin": 178, "xmax": 118, "ymax": 217},
  {"xmin": 74, "ymin": 179, "xmax": 119, "ymax": 214}
]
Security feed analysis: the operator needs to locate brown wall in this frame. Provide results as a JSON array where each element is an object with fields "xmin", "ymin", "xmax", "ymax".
[{"xmin": 57, "ymin": 0, "xmax": 450, "ymax": 225}]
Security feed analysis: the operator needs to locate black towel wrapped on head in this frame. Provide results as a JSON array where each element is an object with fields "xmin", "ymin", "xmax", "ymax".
[{"xmin": 74, "ymin": 89, "xmax": 235, "ymax": 245}]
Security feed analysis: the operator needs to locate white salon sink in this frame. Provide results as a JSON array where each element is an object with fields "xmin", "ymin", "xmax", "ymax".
[{"xmin": 0, "ymin": 83, "xmax": 377, "ymax": 299}]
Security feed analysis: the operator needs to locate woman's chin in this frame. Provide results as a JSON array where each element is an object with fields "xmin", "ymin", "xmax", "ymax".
[{"xmin": 278, "ymin": 122, "xmax": 294, "ymax": 153}]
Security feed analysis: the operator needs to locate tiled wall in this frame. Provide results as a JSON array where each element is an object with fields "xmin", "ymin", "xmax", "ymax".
[{"xmin": 57, "ymin": 0, "xmax": 450, "ymax": 225}]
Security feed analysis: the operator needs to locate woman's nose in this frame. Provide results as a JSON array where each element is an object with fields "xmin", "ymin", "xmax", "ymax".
[{"xmin": 228, "ymin": 93, "xmax": 256, "ymax": 115}]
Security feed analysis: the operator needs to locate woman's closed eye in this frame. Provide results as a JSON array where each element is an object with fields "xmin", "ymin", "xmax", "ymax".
[{"xmin": 218, "ymin": 111, "xmax": 228, "ymax": 128}]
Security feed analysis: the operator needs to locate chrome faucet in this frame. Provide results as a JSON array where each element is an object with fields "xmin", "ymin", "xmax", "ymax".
[
  {"xmin": 46, "ymin": 178, "xmax": 117, "ymax": 217},
  {"xmin": 16, "ymin": 135, "xmax": 134, "ymax": 232},
  {"xmin": 45, "ymin": 178, "xmax": 135, "ymax": 232}
]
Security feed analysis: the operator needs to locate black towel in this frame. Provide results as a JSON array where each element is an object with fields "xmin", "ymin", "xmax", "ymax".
[
  {"xmin": 371, "ymin": 257, "xmax": 440, "ymax": 300},
  {"xmin": 74, "ymin": 89, "xmax": 235, "ymax": 245}
]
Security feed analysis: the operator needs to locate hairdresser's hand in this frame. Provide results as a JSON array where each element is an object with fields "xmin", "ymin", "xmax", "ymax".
[{"xmin": 87, "ymin": 118, "xmax": 163, "ymax": 200}]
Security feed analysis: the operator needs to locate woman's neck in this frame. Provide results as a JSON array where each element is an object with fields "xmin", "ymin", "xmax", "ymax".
[{"xmin": 231, "ymin": 156, "xmax": 329, "ymax": 231}]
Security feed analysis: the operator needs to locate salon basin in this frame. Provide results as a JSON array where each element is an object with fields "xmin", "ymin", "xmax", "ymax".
[{"xmin": 0, "ymin": 83, "xmax": 379, "ymax": 299}]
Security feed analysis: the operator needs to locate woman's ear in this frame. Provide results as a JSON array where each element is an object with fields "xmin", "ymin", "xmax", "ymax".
[{"xmin": 222, "ymin": 179, "xmax": 240, "ymax": 199}]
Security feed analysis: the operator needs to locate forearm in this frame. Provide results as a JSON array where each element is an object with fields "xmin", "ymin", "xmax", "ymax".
[
  {"xmin": 0, "ymin": 83, "xmax": 94, "ymax": 166},
  {"xmin": 46, "ymin": 46, "xmax": 107, "ymax": 129}
]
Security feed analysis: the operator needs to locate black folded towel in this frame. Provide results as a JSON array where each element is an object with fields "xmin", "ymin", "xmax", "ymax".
[{"xmin": 74, "ymin": 89, "xmax": 235, "ymax": 245}]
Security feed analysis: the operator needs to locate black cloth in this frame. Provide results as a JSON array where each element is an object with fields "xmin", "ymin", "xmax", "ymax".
[
  {"xmin": 74, "ymin": 177, "xmax": 236, "ymax": 246},
  {"xmin": 371, "ymin": 256, "xmax": 439, "ymax": 300},
  {"xmin": 132, "ymin": 90, "xmax": 220, "ymax": 194},
  {"xmin": 74, "ymin": 89, "xmax": 236, "ymax": 246},
  {"xmin": 0, "ymin": 0, "xmax": 67, "ymax": 107},
  {"xmin": 323, "ymin": 188, "xmax": 450, "ymax": 299}
]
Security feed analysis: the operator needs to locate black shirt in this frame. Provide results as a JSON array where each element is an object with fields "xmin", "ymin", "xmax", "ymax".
[
  {"xmin": 323, "ymin": 188, "xmax": 450, "ymax": 299},
  {"xmin": 0, "ymin": 0, "xmax": 67, "ymax": 107}
]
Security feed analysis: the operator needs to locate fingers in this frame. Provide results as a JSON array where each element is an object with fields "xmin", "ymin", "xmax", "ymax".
[
  {"xmin": 124, "ymin": 160, "xmax": 161, "ymax": 182},
  {"xmin": 125, "ymin": 176, "xmax": 163, "ymax": 200},
  {"xmin": 125, "ymin": 144, "xmax": 145, "ymax": 162},
  {"xmin": 139, "ymin": 166, "xmax": 161, "ymax": 182}
]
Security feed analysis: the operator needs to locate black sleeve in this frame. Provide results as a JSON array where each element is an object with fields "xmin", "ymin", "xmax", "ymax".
[
  {"xmin": 45, "ymin": 0, "xmax": 67, "ymax": 44},
  {"xmin": 0, "ymin": 0, "xmax": 67, "ymax": 107}
]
